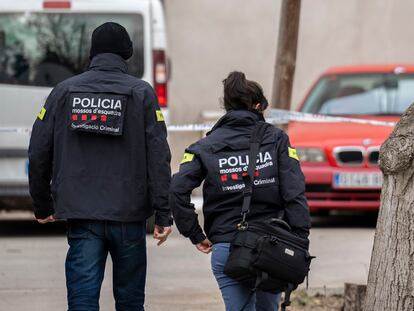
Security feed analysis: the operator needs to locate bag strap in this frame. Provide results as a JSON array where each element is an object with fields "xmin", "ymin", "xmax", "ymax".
[
  {"xmin": 239, "ymin": 121, "xmax": 270, "ymax": 229},
  {"xmin": 239, "ymin": 271, "xmax": 268, "ymax": 311},
  {"xmin": 281, "ymin": 283, "xmax": 296, "ymax": 311}
]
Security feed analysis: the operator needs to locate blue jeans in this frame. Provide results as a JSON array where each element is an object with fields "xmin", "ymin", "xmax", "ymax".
[
  {"xmin": 65, "ymin": 220, "xmax": 147, "ymax": 311},
  {"xmin": 211, "ymin": 243, "xmax": 280, "ymax": 311}
]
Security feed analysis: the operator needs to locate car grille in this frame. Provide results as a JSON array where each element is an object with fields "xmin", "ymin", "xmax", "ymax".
[
  {"xmin": 368, "ymin": 148, "xmax": 379, "ymax": 166},
  {"xmin": 333, "ymin": 146, "xmax": 380, "ymax": 166},
  {"xmin": 334, "ymin": 147, "xmax": 364, "ymax": 166}
]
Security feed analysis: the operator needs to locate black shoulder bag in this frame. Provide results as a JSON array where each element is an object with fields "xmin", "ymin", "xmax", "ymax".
[{"xmin": 223, "ymin": 121, "xmax": 315, "ymax": 311}]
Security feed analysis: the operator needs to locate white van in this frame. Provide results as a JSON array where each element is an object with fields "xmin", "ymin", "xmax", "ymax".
[{"xmin": 0, "ymin": 0, "xmax": 169, "ymax": 210}]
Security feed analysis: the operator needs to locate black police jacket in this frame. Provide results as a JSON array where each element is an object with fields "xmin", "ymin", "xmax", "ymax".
[
  {"xmin": 28, "ymin": 53, "xmax": 172, "ymax": 226},
  {"xmin": 170, "ymin": 110, "xmax": 310, "ymax": 244}
]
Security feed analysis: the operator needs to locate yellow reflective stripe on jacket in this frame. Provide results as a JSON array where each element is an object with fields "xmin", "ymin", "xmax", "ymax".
[
  {"xmin": 181, "ymin": 152, "xmax": 194, "ymax": 164},
  {"xmin": 38, "ymin": 107, "xmax": 47, "ymax": 120},
  {"xmin": 288, "ymin": 147, "xmax": 299, "ymax": 161},
  {"xmin": 156, "ymin": 110, "xmax": 165, "ymax": 122}
]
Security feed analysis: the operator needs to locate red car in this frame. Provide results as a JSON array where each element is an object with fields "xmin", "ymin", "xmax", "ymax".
[{"xmin": 289, "ymin": 65, "xmax": 414, "ymax": 214}]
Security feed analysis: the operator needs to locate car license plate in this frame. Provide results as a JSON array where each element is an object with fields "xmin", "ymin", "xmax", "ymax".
[{"xmin": 333, "ymin": 172, "xmax": 383, "ymax": 189}]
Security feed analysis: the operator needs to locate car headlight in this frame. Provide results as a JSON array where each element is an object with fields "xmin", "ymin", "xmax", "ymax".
[{"xmin": 296, "ymin": 148, "xmax": 326, "ymax": 163}]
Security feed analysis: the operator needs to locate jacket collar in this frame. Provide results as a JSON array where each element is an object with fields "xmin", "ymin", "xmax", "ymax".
[
  {"xmin": 208, "ymin": 110, "xmax": 265, "ymax": 135},
  {"xmin": 89, "ymin": 53, "xmax": 128, "ymax": 73}
]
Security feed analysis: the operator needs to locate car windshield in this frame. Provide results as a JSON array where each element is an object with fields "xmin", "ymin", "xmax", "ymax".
[
  {"xmin": 0, "ymin": 13, "xmax": 144, "ymax": 87},
  {"xmin": 301, "ymin": 73, "xmax": 414, "ymax": 115}
]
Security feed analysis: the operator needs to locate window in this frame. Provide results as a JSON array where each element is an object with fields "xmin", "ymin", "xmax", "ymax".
[
  {"xmin": 302, "ymin": 74, "xmax": 414, "ymax": 115},
  {"xmin": 0, "ymin": 13, "xmax": 144, "ymax": 87}
]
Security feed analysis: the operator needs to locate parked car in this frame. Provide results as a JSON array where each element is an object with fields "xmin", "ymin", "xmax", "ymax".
[{"xmin": 289, "ymin": 65, "xmax": 414, "ymax": 214}]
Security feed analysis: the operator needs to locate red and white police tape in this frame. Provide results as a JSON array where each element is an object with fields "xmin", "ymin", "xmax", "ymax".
[
  {"xmin": 167, "ymin": 109, "xmax": 397, "ymax": 132},
  {"xmin": 0, "ymin": 109, "xmax": 397, "ymax": 134}
]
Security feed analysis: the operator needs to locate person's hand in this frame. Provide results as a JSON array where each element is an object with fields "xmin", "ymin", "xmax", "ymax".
[
  {"xmin": 37, "ymin": 215, "xmax": 56, "ymax": 224},
  {"xmin": 196, "ymin": 239, "xmax": 213, "ymax": 254},
  {"xmin": 153, "ymin": 225, "xmax": 172, "ymax": 246}
]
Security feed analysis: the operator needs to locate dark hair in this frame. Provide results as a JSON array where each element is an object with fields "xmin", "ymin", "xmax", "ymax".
[{"xmin": 222, "ymin": 71, "xmax": 269, "ymax": 112}]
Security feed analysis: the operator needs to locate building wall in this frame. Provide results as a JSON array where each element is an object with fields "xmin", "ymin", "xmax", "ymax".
[{"xmin": 165, "ymin": 0, "xmax": 414, "ymax": 172}]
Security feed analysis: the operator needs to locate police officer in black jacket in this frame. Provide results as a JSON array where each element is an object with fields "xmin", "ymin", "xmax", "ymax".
[
  {"xmin": 170, "ymin": 72, "xmax": 310, "ymax": 311},
  {"xmin": 28, "ymin": 23, "xmax": 172, "ymax": 311}
]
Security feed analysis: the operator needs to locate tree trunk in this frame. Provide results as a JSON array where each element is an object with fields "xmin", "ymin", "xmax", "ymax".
[
  {"xmin": 344, "ymin": 283, "xmax": 367, "ymax": 311},
  {"xmin": 271, "ymin": 0, "xmax": 301, "ymax": 110},
  {"xmin": 364, "ymin": 103, "xmax": 414, "ymax": 310}
]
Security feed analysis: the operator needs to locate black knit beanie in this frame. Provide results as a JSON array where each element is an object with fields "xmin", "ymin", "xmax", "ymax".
[{"xmin": 89, "ymin": 22, "xmax": 133, "ymax": 60}]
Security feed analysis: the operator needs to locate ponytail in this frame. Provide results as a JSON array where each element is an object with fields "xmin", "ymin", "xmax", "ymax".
[{"xmin": 222, "ymin": 71, "xmax": 268, "ymax": 112}]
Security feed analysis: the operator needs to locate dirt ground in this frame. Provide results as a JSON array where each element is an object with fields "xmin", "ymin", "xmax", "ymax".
[{"xmin": 290, "ymin": 291, "xmax": 344, "ymax": 311}]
